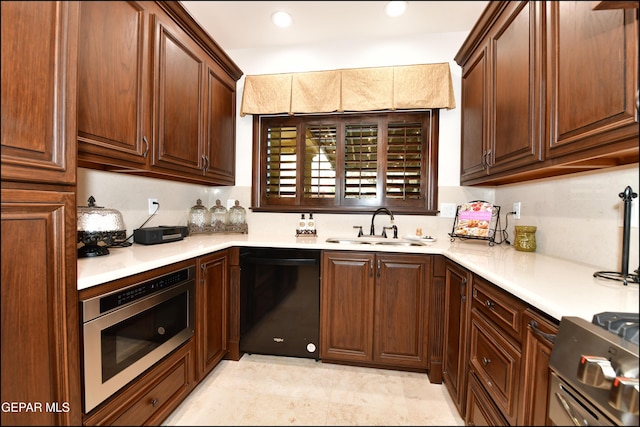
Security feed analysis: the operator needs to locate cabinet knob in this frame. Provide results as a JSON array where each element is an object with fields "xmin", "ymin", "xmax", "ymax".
[
  {"xmin": 482, "ymin": 357, "xmax": 491, "ymax": 366},
  {"xmin": 150, "ymin": 398, "xmax": 159, "ymax": 407},
  {"xmin": 485, "ymin": 299, "xmax": 495, "ymax": 309}
]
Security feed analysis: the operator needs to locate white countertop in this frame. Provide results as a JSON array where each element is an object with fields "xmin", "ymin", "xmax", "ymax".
[{"xmin": 77, "ymin": 232, "xmax": 639, "ymax": 322}]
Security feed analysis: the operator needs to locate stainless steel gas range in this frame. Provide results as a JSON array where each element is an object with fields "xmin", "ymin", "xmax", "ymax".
[{"xmin": 549, "ymin": 312, "xmax": 639, "ymax": 426}]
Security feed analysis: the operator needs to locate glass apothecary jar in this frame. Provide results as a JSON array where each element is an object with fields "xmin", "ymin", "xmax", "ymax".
[
  {"xmin": 227, "ymin": 200, "xmax": 248, "ymax": 233},
  {"xmin": 514, "ymin": 225, "xmax": 537, "ymax": 252},
  {"xmin": 188, "ymin": 199, "xmax": 211, "ymax": 235},
  {"xmin": 210, "ymin": 199, "xmax": 228, "ymax": 232}
]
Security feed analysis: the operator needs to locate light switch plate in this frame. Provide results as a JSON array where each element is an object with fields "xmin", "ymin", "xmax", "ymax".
[{"xmin": 440, "ymin": 203, "xmax": 458, "ymax": 218}]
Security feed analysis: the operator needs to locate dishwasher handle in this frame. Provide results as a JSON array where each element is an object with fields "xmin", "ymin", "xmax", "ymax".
[{"xmin": 242, "ymin": 256, "xmax": 318, "ymax": 266}]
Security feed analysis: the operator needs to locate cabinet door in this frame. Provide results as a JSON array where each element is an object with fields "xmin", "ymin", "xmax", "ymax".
[
  {"xmin": 442, "ymin": 260, "xmax": 472, "ymax": 417},
  {"xmin": 489, "ymin": 1, "xmax": 543, "ymax": 175},
  {"xmin": 77, "ymin": 1, "xmax": 151, "ymax": 168},
  {"xmin": 546, "ymin": 1, "xmax": 638, "ymax": 160},
  {"xmin": 1, "ymin": 1, "xmax": 77, "ymax": 185},
  {"xmin": 151, "ymin": 10, "xmax": 205, "ymax": 177},
  {"xmin": 374, "ymin": 253, "xmax": 429, "ymax": 369},
  {"xmin": 460, "ymin": 44, "xmax": 490, "ymax": 182},
  {"xmin": 320, "ymin": 251, "xmax": 375, "ymax": 363},
  {"xmin": 1, "ymin": 187, "xmax": 81, "ymax": 426},
  {"xmin": 519, "ymin": 309, "xmax": 558, "ymax": 426},
  {"xmin": 204, "ymin": 61, "xmax": 237, "ymax": 185},
  {"xmin": 197, "ymin": 250, "xmax": 229, "ymax": 380}
]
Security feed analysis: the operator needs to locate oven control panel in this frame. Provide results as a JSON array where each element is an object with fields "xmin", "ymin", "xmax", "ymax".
[
  {"xmin": 99, "ymin": 268, "xmax": 190, "ymax": 313},
  {"xmin": 81, "ymin": 266, "xmax": 195, "ymax": 322}
]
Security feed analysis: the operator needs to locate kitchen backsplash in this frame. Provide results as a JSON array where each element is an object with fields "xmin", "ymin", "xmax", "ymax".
[{"xmin": 78, "ymin": 163, "xmax": 638, "ymax": 272}]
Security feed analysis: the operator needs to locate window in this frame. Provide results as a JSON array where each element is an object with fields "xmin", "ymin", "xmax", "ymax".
[{"xmin": 252, "ymin": 111, "xmax": 439, "ymax": 214}]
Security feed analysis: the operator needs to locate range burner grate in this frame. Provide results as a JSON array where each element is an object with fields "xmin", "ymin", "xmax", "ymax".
[{"xmin": 592, "ymin": 311, "xmax": 639, "ymax": 345}]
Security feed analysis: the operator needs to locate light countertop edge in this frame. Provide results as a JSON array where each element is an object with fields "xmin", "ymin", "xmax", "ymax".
[{"xmin": 77, "ymin": 233, "xmax": 639, "ymax": 322}]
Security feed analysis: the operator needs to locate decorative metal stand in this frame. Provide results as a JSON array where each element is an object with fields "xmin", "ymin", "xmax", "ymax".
[
  {"xmin": 594, "ymin": 186, "xmax": 639, "ymax": 285},
  {"xmin": 449, "ymin": 200, "xmax": 501, "ymax": 246}
]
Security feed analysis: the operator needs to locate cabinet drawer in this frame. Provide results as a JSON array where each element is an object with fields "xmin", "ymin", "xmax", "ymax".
[
  {"xmin": 84, "ymin": 340, "xmax": 195, "ymax": 426},
  {"xmin": 472, "ymin": 275, "xmax": 525, "ymax": 342},
  {"xmin": 469, "ymin": 309, "xmax": 521, "ymax": 425},
  {"xmin": 466, "ymin": 371, "xmax": 508, "ymax": 426}
]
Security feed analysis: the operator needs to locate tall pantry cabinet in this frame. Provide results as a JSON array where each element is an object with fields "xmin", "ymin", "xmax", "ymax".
[{"xmin": 1, "ymin": 2, "xmax": 82, "ymax": 425}]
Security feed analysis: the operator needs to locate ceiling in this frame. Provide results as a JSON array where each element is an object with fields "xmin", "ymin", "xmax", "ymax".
[{"xmin": 179, "ymin": 1, "xmax": 489, "ymax": 51}]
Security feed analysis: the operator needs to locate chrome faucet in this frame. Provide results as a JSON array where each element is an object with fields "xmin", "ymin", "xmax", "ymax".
[{"xmin": 370, "ymin": 207, "xmax": 396, "ymax": 238}]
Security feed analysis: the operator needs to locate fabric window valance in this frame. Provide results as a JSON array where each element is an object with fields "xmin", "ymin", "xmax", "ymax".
[{"xmin": 240, "ymin": 62, "xmax": 456, "ymax": 116}]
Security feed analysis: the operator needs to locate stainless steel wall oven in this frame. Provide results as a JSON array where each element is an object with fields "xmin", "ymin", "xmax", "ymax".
[{"xmin": 80, "ymin": 265, "xmax": 195, "ymax": 413}]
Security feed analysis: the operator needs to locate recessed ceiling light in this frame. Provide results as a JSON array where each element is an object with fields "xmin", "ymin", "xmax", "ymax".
[
  {"xmin": 271, "ymin": 11, "xmax": 293, "ymax": 28},
  {"xmin": 384, "ymin": 1, "xmax": 408, "ymax": 17}
]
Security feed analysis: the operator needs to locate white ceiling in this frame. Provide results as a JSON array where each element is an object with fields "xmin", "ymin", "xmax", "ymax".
[{"xmin": 180, "ymin": 1, "xmax": 489, "ymax": 51}]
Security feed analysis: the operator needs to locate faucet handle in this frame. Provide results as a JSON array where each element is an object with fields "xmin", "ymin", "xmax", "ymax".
[
  {"xmin": 353, "ymin": 225, "xmax": 364, "ymax": 237},
  {"xmin": 382, "ymin": 226, "xmax": 395, "ymax": 238}
]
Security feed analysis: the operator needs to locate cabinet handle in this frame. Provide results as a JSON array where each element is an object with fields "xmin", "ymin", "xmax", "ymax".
[
  {"xmin": 201, "ymin": 155, "xmax": 210, "ymax": 174},
  {"xmin": 142, "ymin": 136, "xmax": 149, "ymax": 158},
  {"xmin": 485, "ymin": 299, "xmax": 495, "ymax": 309},
  {"xmin": 529, "ymin": 320, "xmax": 556, "ymax": 344},
  {"xmin": 481, "ymin": 151, "xmax": 487, "ymax": 170},
  {"xmin": 369, "ymin": 259, "xmax": 373, "ymax": 277},
  {"xmin": 377, "ymin": 259, "xmax": 381, "ymax": 278},
  {"xmin": 482, "ymin": 357, "xmax": 491, "ymax": 366},
  {"xmin": 150, "ymin": 398, "xmax": 159, "ymax": 407}
]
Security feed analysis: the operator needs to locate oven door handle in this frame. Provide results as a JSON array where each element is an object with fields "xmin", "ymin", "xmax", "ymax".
[{"xmin": 555, "ymin": 391, "xmax": 586, "ymax": 426}]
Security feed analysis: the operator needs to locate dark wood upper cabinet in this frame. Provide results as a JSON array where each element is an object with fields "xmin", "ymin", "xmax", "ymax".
[
  {"xmin": 151, "ymin": 10, "xmax": 205, "ymax": 176},
  {"xmin": 456, "ymin": 0, "xmax": 638, "ymax": 186},
  {"xmin": 77, "ymin": 1, "xmax": 151, "ymax": 168},
  {"xmin": 545, "ymin": 1, "xmax": 639, "ymax": 161},
  {"xmin": 77, "ymin": 1, "xmax": 243, "ymax": 186},
  {"xmin": 205, "ymin": 63, "xmax": 237, "ymax": 185},
  {"xmin": 1, "ymin": 0, "xmax": 78, "ymax": 185}
]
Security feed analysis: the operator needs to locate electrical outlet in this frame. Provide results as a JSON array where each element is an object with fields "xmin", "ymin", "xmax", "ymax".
[
  {"xmin": 440, "ymin": 203, "xmax": 458, "ymax": 218},
  {"xmin": 513, "ymin": 202, "xmax": 521, "ymax": 220},
  {"xmin": 148, "ymin": 198, "xmax": 158, "ymax": 215}
]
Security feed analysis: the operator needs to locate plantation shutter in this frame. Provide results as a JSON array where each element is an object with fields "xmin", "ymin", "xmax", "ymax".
[
  {"xmin": 386, "ymin": 122, "xmax": 423, "ymax": 200},
  {"xmin": 266, "ymin": 125, "xmax": 297, "ymax": 198}
]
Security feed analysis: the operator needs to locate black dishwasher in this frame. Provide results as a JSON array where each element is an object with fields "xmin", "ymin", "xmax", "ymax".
[{"xmin": 239, "ymin": 247, "xmax": 320, "ymax": 359}]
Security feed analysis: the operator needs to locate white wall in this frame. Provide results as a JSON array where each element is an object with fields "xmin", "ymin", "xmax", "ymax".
[{"xmin": 79, "ymin": 31, "xmax": 639, "ymax": 272}]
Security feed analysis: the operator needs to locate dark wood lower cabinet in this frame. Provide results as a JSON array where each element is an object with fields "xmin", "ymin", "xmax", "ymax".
[
  {"xmin": 443, "ymin": 266, "xmax": 560, "ymax": 426},
  {"xmin": 197, "ymin": 250, "xmax": 229, "ymax": 380},
  {"xmin": 442, "ymin": 260, "xmax": 472, "ymax": 417},
  {"xmin": 466, "ymin": 371, "xmax": 508, "ymax": 426},
  {"xmin": 83, "ymin": 340, "xmax": 196, "ymax": 426},
  {"xmin": 320, "ymin": 250, "xmax": 430, "ymax": 370},
  {"xmin": 519, "ymin": 308, "xmax": 558, "ymax": 426}
]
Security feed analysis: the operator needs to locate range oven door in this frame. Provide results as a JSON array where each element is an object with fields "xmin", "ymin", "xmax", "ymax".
[
  {"xmin": 82, "ymin": 279, "xmax": 194, "ymax": 413},
  {"xmin": 548, "ymin": 371, "xmax": 616, "ymax": 426}
]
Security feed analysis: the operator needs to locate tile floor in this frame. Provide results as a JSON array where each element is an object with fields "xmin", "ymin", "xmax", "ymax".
[{"xmin": 163, "ymin": 353, "xmax": 465, "ymax": 426}]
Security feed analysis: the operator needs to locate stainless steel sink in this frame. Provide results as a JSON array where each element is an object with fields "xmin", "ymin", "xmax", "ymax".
[{"xmin": 325, "ymin": 236, "xmax": 427, "ymax": 246}]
